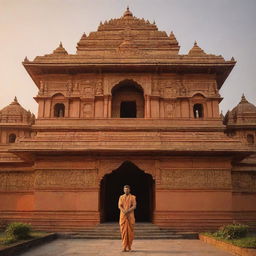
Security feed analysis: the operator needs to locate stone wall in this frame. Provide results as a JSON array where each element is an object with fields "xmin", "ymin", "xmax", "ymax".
[{"xmin": 1, "ymin": 156, "xmax": 255, "ymax": 231}]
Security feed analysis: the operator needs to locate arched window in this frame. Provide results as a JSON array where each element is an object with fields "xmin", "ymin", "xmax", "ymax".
[
  {"xmin": 9, "ymin": 134, "xmax": 16, "ymax": 143},
  {"xmin": 193, "ymin": 104, "xmax": 204, "ymax": 118},
  {"xmin": 54, "ymin": 103, "xmax": 65, "ymax": 117},
  {"xmin": 247, "ymin": 134, "xmax": 254, "ymax": 145},
  {"xmin": 111, "ymin": 80, "xmax": 144, "ymax": 118}
]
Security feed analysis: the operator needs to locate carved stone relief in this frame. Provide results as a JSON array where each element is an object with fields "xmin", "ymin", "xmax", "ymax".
[
  {"xmin": 151, "ymin": 78, "xmax": 160, "ymax": 95},
  {"xmin": 232, "ymin": 172, "xmax": 256, "ymax": 192},
  {"xmin": 83, "ymin": 103, "xmax": 93, "ymax": 117},
  {"xmin": 66, "ymin": 80, "xmax": 73, "ymax": 95},
  {"xmin": 82, "ymin": 86, "xmax": 94, "ymax": 97},
  {"xmin": 160, "ymin": 169, "xmax": 231, "ymax": 189},
  {"xmin": 0, "ymin": 172, "xmax": 34, "ymax": 191},
  {"xmin": 38, "ymin": 80, "xmax": 48, "ymax": 95},
  {"xmin": 157, "ymin": 79, "xmax": 187, "ymax": 98},
  {"xmin": 165, "ymin": 102, "xmax": 175, "ymax": 117},
  {"xmin": 34, "ymin": 169, "xmax": 98, "ymax": 189},
  {"xmin": 95, "ymin": 80, "xmax": 104, "ymax": 95}
]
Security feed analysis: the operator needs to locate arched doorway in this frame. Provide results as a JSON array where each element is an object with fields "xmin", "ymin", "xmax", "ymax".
[
  {"xmin": 111, "ymin": 80, "xmax": 144, "ymax": 118},
  {"xmin": 100, "ymin": 161, "xmax": 155, "ymax": 222}
]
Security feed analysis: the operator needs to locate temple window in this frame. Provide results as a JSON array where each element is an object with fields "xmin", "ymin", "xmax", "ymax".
[
  {"xmin": 247, "ymin": 134, "xmax": 254, "ymax": 145},
  {"xmin": 54, "ymin": 103, "xmax": 65, "ymax": 117},
  {"xmin": 193, "ymin": 104, "xmax": 204, "ymax": 118},
  {"xmin": 111, "ymin": 80, "xmax": 144, "ymax": 118},
  {"xmin": 9, "ymin": 133, "xmax": 16, "ymax": 143}
]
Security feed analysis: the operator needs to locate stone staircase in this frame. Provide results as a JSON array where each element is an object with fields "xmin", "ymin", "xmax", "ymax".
[{"xmin": 58, "ymin": 222, "xmax": 198, "ymax": 239}]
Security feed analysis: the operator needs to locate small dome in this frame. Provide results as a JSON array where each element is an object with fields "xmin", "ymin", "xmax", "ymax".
[
  {"xmin": 231, "ymin": 94, "xmax": 256, "ymax": 115},
  {"xmin": 123, "ymin": 7, "xmax": 133, "ymax": 19},
  {"xmin": 224, "ymin": 94, "xmax": 256, "ymax": 125},
  {"xmin": 0, "ymin": 97, "xmax": 35, "ymax": 124}
]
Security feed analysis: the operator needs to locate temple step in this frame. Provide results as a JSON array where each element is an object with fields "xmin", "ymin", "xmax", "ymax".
[{"xmin": 57, "ymin": 222, "xmax": 198, "ymax": 239}]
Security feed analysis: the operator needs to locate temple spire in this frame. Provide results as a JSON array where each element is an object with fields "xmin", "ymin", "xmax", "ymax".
[
  {"xmin": 188, "ymin": 41, "xmax": 206, "ymax": 56},
  {"xmin": 52, "ymin": 41, "xmax": 68, "ymax": 55},
  {"xmin": 169, "ymin": 31, "xmax": 179, "ymax": 45}
]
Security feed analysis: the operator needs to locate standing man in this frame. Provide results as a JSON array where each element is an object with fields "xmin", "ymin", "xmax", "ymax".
[{"xmin": 118, "ymin": 185, "xmax": 136, "ymax": 252}]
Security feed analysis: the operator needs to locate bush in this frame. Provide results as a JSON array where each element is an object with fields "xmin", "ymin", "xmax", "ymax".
[
  {"xmin": 214, "ymin": 223, "xmax": 249, "ymax": 240},
  {"xmin": 5, "ymin": 222, "xmax": 32, "ymax": 240}
]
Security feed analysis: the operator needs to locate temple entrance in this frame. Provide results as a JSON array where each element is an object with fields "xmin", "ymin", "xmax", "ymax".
[{"xmin": 100, "ymin": 161, "xmax": 155, "ymax": 222}]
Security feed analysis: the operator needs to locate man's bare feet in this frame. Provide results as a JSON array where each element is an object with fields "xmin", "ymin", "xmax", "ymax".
[{"xmin": 122, "ymin": 248, "xmax": 127, "ymax": 252}]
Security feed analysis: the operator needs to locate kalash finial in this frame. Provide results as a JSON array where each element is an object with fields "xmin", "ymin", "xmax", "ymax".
[
  {"xmin": 241, "ymin": 93, "xmax": 246, "ymax": 101},
  {"xmin": 240, "ymin": 93, "xmax": 248, "ymax": 103},
  {"xmin": 123, "ymin": 6, "xmax": 133, "ymax": 18}
]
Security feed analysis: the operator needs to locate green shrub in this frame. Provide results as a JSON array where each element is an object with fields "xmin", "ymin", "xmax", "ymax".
[
  {"xmin": 5, "ymin": 222, "xmax": 32, "ymax": 240},
  {"xmin": 230, "ymin": 237, "xmax": 256, "ymax": 248},
  {"xmin": 214, "ymin": 223, "xmax": 249, "ymax": 239}
]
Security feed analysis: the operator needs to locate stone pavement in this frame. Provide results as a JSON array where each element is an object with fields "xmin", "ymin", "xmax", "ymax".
[{"xmin": 19, "ymin": 239, "xmax": 234, "ymax": 256}]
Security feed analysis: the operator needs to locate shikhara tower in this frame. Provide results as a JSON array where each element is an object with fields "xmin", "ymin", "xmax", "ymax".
[{"xmin": 0, "ymin": 8, "xmax": 255, "ymax": 231}]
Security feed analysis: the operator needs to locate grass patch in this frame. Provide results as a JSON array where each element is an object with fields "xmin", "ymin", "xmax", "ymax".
[{"xmin": 201, "ymin": 232, "xmax": 256, "ymax": 249}]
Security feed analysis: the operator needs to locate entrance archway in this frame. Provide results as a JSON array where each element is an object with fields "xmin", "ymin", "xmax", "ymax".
[{"xmin": 100, "ymin": 161, "xmax": 155, "ymax": 222}]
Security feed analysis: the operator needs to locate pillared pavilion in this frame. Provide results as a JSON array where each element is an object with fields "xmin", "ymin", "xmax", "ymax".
[{"xmin": 0, "ymin": 8, "xmax": 255, "ymax": 232}]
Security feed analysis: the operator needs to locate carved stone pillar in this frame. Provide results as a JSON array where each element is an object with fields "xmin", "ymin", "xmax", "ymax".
[
  {"xmin": 107, "ymin": 95, "xmax": 112, "ymax": 118},
  {"xmin": 103, "ymin": 95, "xmax": 108, "ymax": 118},
  {"xmin": 145, "ymin": 95, "xmax": 151, "ymax": 118}
]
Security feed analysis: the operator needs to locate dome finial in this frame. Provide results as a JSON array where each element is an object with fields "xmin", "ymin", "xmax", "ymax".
[
  {"xmin": 241, "ymin": 93, "xmax": 247, "ymax": 103},
  {"xmin": 14, "ymin": 96, "xmax": 17, "ymax": 102},
  {"xmin": 123, "ymin": 6, "xmax": 133, "ymax": 18}
]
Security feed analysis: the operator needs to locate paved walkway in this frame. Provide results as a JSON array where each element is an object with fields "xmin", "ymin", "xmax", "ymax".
[{"xmin": 20, "ymin": 239, "xmax": 234, "ymax": 256}]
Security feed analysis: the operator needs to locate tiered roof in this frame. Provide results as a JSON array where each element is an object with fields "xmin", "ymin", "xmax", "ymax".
[{"xmin": 23, "ymin": 7, "xmax": 236, "ymax": 89}]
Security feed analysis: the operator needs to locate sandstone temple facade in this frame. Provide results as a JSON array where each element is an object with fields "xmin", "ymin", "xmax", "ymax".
[{"xmin": 0, "ymin": 8, "xmax": 256, "ymax": 231}]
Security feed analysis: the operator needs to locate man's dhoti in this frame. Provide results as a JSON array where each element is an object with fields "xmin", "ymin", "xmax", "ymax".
[{"xmin": 118, "ymin": 194, "xmax": 136, "ymax": 249}]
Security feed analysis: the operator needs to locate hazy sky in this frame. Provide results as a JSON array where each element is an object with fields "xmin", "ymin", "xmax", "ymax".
[{"xmin": 0, "ymin": 0, "xmax": 255, "ymax": 116}]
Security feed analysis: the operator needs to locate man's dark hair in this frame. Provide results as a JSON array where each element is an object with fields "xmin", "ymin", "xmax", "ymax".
[{"xmin": 124, "ymin": 185, "xmax": 130, "ymax": 189}]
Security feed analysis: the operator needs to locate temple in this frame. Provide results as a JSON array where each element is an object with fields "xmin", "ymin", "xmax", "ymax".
[{"xmin": 0, "ymin": 8, "xmax": 255, "ymax": 232}]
